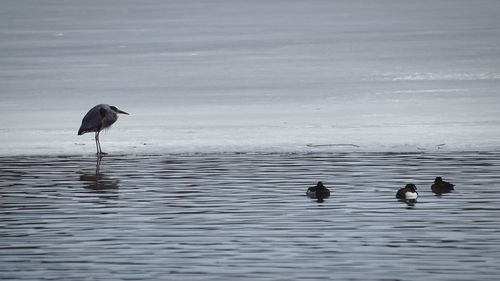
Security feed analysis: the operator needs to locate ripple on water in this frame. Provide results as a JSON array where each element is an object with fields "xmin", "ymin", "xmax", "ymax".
[{"xmin": 1, "ymin": 152, "xmax": 500, "ymax": 280}]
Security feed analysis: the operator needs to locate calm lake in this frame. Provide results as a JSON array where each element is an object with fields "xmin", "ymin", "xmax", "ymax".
[{"xmin": 1, "ymin": 152, "xmax": 500, "ymax": 280}]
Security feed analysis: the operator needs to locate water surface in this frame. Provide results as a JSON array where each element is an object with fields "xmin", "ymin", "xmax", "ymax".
[{"xmin": 1, "ymin": 152, "xmax": 500, "ymax": 280}]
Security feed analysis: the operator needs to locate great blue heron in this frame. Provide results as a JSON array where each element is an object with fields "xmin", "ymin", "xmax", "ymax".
[{"xmin": 78, "ymin": 104, "xmax": 129, "ymax": 155}]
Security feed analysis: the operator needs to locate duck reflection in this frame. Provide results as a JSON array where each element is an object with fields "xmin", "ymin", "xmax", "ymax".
[
  {"xmin": 79, "ymin": 155, "xmax": 119, "ymax": 190},
  {"xmin": 401, "ymin": 199, "xmax": 417, "ymax": 208}
]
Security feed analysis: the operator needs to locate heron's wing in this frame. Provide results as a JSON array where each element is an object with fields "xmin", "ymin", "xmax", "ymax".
[
  {"xmin": 101, "ymin": 108, "xmax": 118, "ymax": 129},
  {"xmin": 78, "ymin": 105, "xmax": 105, "ymax": 134}
]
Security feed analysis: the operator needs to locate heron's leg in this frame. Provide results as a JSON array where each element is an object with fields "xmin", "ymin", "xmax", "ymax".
[
  {"xmin": 97, "ymin": 131, "xmax": 102, "ymax": 154},
  {"xmin": 95, "ymin": 132, "xmax": 100, "ymax": 154},
  {"xmin": 96, "ymin": 131, "xmax": 107, "ymax": 155}
]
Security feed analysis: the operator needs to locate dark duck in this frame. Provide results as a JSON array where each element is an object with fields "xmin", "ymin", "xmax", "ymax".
[
  {"xmin": 431, "ymin": 177, "xmax": 454, "ymax": 195},
  {"xmin": 396, "ymin": 183, "xmax": 418, "ymax": 201},
  {"xmin": 307, "ymin": 181, "xmax": 330, "ymax": 199}
]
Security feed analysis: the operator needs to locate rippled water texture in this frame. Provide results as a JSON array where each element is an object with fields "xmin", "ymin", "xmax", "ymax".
[{"xmin": 1, "ymin": 152, "xmax": 500, "ymax": 280}]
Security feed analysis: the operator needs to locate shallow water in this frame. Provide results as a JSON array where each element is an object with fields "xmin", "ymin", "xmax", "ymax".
[{"xmin": 1, "ymin": 152, "xmax": 500, "ymax": 280}]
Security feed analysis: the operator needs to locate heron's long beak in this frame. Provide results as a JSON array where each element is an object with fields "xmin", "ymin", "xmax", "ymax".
[{"xmin": 117, "ymin": 109, "xmax": 129, "ymax": 115}]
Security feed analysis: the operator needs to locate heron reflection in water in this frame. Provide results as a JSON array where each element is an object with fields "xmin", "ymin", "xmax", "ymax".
[{"xmin": 79, "ymin": 155, "xmax": 119, "ymax": 190}]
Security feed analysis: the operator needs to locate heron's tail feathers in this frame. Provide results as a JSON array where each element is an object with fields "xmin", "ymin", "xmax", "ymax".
[{"xmin": 78, "ymin": 127, "xmax": 89, "ymax": 135}]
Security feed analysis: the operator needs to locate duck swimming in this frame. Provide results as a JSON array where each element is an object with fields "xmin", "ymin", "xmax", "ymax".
[
  {"xmin": 307, "ymin": 181, "xmax": 330, "ymax": 199},
  {"xmin": 396, "ymin": 183, "xmax": 418, "ymax": 201},
  {"xmin": 431, "ymin": 177, "xmax": 454, "ymax": 194}
]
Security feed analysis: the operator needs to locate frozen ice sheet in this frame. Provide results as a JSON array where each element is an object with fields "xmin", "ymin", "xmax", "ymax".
[{"xmin": 1, "ymin": 0, "xmax": 500, "ymax": 155}]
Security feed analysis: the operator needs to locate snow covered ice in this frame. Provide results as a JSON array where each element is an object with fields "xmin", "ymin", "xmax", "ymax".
[{"xmin": 1, "ymin": 0, "xmax": 500, "ymax": 155}]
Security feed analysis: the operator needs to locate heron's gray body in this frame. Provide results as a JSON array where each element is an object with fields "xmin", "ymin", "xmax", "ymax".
[
  {"xmin": 78, "ymin": 104, "xmax": 119, "ymax": 135},
  {"xmin": 78, "ymin": 104, "xmax": 129, "ymax": 155}
]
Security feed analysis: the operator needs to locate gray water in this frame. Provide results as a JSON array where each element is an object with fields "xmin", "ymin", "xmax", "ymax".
[{"xmin": 1, "ymin": 152, "xmax": 500, "ymax": 280}]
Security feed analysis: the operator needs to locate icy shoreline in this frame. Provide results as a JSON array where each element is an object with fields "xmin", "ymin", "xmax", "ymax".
[
  {"xmin": 1, "ymin": 0, "xmax": 500, "ymax": 157},
  {"xmin": 1, "ymin": 130, "xmax": 499, "ymax": 157}
]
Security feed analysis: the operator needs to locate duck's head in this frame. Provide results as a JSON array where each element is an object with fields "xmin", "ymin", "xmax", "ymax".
[
  {"xmin": 434, "ymin": 177, "xmax": 443, "ymax": 184},
  {"xmin": 316, "ymin": 181, "xmax": 324, "ymax": 188},
  {"xmin": 405, "ymin": 183, "xmax": 417, "ymax": 192}
]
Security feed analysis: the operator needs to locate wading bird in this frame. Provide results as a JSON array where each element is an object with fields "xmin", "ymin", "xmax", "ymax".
[{"xmin": 78, "ymin": 104, "xmax": 129, "ymax": 155}]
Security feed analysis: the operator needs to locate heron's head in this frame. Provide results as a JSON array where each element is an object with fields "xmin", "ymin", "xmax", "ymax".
[
  {"xmin": 110, "ymin": 106, "xmax": 129, "ymax": 115},
  {"xmin": 434, "ymin": 177, "xmax": 443, "ymax": 184}
]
